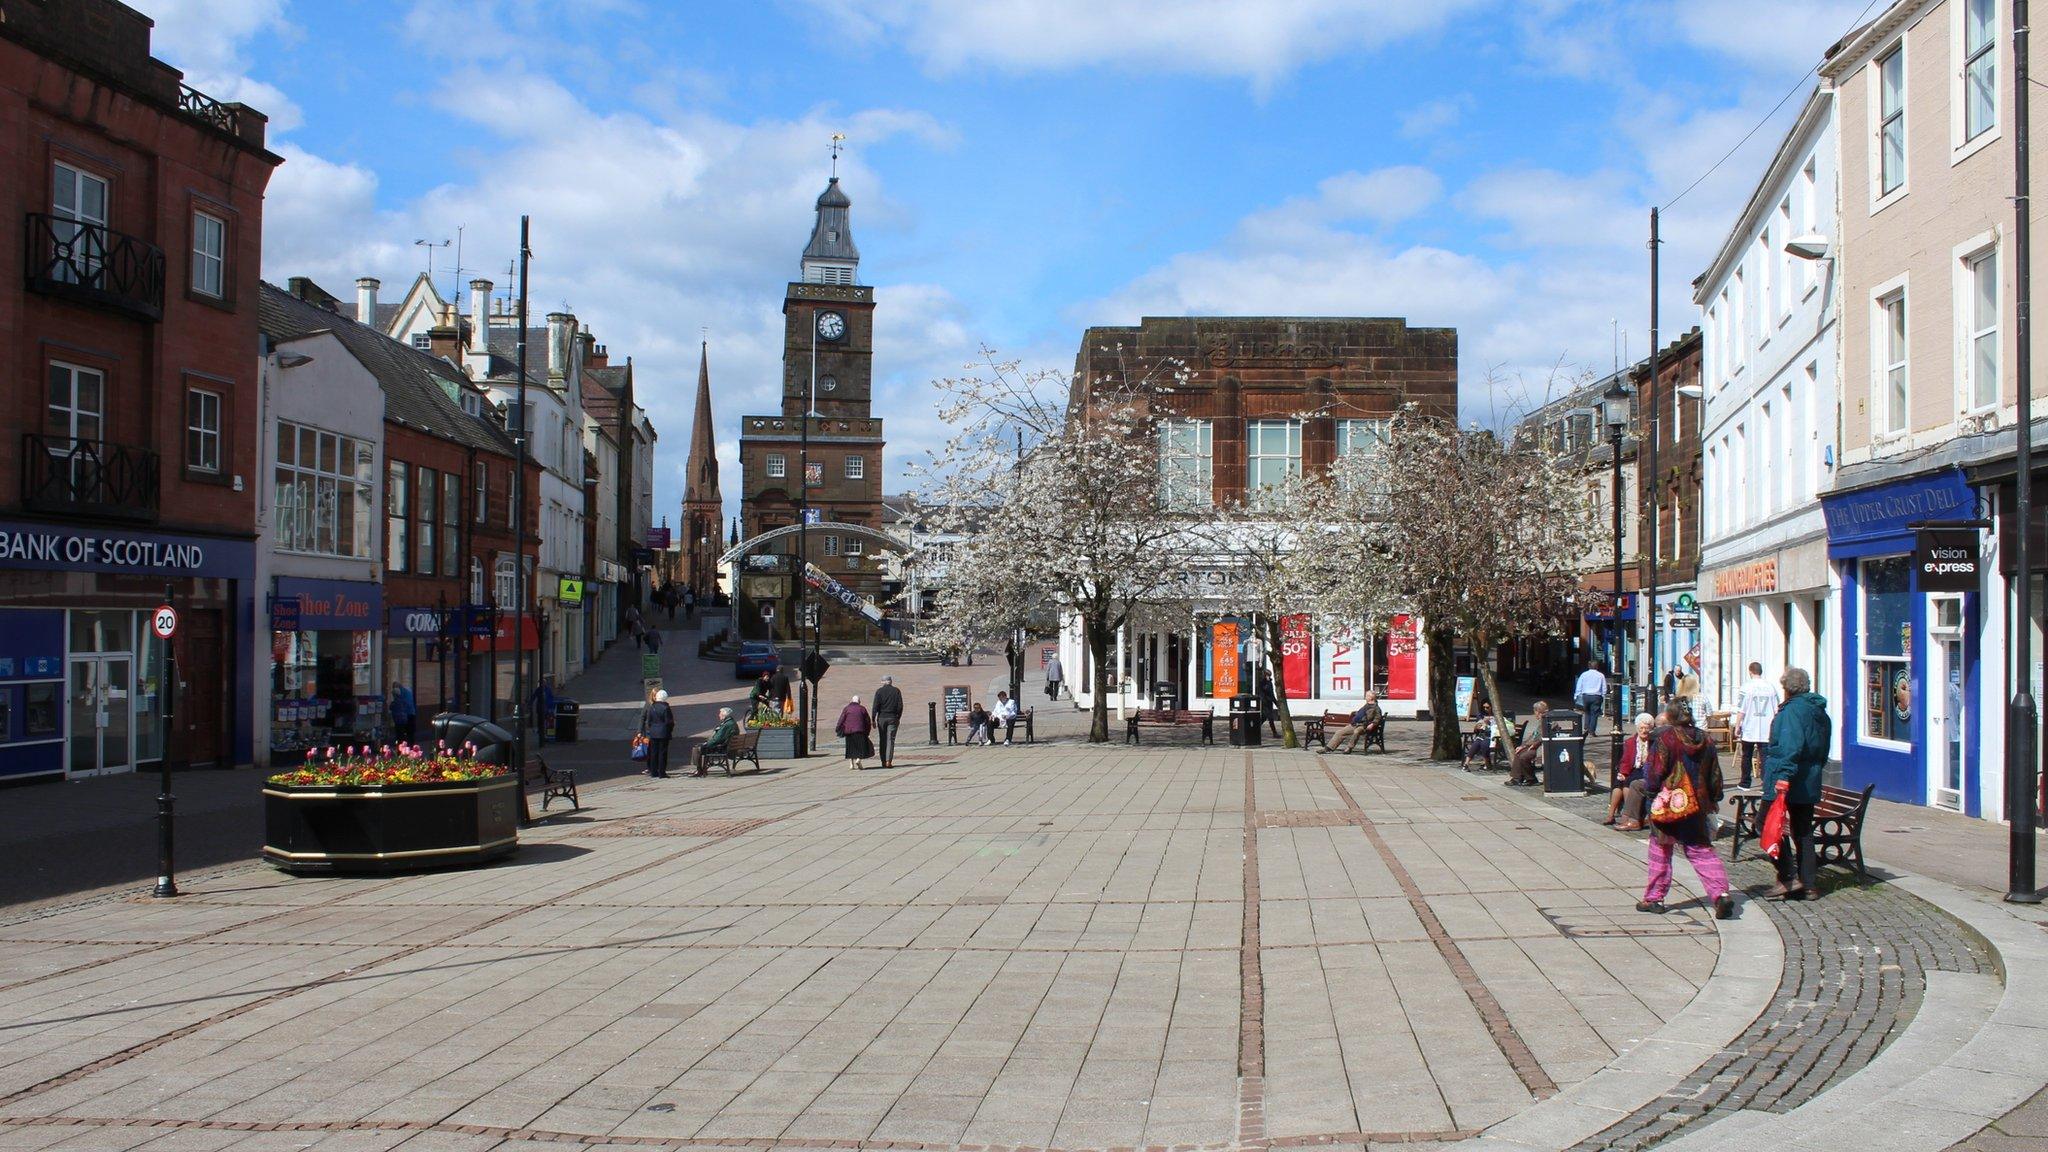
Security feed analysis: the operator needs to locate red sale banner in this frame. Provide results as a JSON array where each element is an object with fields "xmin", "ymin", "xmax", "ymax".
[
  {"xmin": 1385, "ymin": 614, "xmax": 1418, "ymax": 701},
  {"xmin": 1281, "ymin": 615, "xmax": 1313, "ymax": 698}
]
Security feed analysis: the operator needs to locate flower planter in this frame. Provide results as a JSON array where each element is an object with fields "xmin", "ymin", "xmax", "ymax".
[
  {"xmin": 751, "ymin": 726, "xmax": 803, "ymax": 759},
  {"xmin": 263, "ymin": 773, "xmax": 519, "ymax": 874}
]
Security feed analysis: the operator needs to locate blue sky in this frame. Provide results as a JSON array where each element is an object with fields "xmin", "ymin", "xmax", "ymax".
[{"xmin": 145, "ymin": 0, "xmax": 1874, "ymax": 524}]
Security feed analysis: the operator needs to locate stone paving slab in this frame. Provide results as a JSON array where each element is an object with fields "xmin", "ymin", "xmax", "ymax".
[{"xmin": 24, "ymin": 737, "xmax": 2019, "ymax": 1152}]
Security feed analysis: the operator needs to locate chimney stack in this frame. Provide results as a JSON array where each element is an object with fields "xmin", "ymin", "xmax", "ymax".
[
  {"xmin": 356, "ymin": 277, "xmax": 380, "ymax": 326},
  {"xmin": 466, "ymin": 279, "xmax": 494, "ymax": 378},
  {"xmin": 428, "ymin": 302, "xmax": 462, "ymax": 362},
  {"xmin": 546, "ymin": 312, "xmax": 574, "ymax": 380}
]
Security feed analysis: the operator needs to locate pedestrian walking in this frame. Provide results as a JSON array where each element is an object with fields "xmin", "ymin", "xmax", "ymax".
[
  {"xmin": 388, "ymin": 682, "xmax": 417, "ymax": 743},
  {"xmin": 1639, "ymin": 700, "xmax": 1734, "ymax": 919},
  {"xmin": 771, "ymin": 666, "xmax": 793, "ymax": 713},
  {"xmin": 1256, "ymin": 668, "xmax": 1278, "ymax": 737},
  {"xmin": 1732, "ymin": 661, "xmax": 1779, "ymax": 789},
  {"xmin": 683, "ymin": 588, "xmax": 696, "ymax": 621},
  {"xmin": 871, "ymin": 675, "xmax": 904, "ymax": 768},
  {"xmin": 626, "ymin": 604, "xmax": 644, "ymax": 650},
  {"xmin": 530, "ymin": 679, "xmax": 556, "ymax": 746},
  {"xmin": 640, "ymin": 689, "xmax": 676, "ymax": 778},
  {"xmin": 664, "ymin": 587, "xmax": 677, "ymax": 623},
  {"xmin": 1574, "ymin": 660, "xmax": 1608, "ymax": 736},
  {"xmin": 644, "ymin": 626, "xmax": 663, "ymax": 655},
  {"xmin": 1763, "ymin": 667, "xmax": 1831, "ymax": 901},
  {"xmin": 1044, "ymin": 652, "xmax": 1063, "ymax": 700},
  {"xmin": 836, "ymin": 694, "xmax": 873, "ymax": 769}
]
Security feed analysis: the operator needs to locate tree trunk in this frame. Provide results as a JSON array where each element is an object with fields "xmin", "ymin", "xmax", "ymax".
[
  {"xmin": 1264, "ymin": 617, "xmax": 1298, "ymax": 749},
  {"xmin": 1475, "ymin": 652, "xmax": 1516, "ymax": 758},
  {"xmin": 1426, "ymin": 626, "xmax": 1461, "ymax": 759},
  {"xmin": 1085, "ymin": 617, "xmax": 1113, "ymax": 743}
]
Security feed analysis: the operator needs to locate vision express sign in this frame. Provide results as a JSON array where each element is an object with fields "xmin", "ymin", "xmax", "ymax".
[{"xmin": 1914, "ymin": 527, "xmax": 1981, "ymax": 592}]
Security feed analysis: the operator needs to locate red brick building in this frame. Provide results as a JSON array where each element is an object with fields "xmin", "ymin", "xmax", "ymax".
[
  {"xmin": 1632, "ymin": 327, "xmax": 1705, "ymax": 686},
  {"xmin": 0, "ymin": 0, "xmax": 280, "ymax": 780}
]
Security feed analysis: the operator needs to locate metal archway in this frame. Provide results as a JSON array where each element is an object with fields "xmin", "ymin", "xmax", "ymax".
[{"xmin": 717, "ymin": 522, "xmax": 912, "ymax": 568}]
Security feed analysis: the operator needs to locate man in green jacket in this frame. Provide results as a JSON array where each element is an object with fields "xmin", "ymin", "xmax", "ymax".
[
  {"xmin": 694, "ymin": 707, "xmax": 740, "ymax": 778},
  {"xmin": 1762, "ymin": 667, "xmax": 1832, "ymax": 900}
]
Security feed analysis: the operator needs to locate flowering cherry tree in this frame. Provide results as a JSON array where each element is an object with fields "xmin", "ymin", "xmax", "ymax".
[
  {"xmin": 911, "ymin": 349, "xmax": 1204, "ymax": 742},
  {"xmin": 1355, "ymin": 406, "xmax": 1595, "ymax": 758}
]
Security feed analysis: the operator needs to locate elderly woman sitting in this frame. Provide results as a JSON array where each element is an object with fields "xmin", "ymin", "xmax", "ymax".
[{"xmin": 1606, "ymin": 712, "xmax": 1657, "ymax": 830}]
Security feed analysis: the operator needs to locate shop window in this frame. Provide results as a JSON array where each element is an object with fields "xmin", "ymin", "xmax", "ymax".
[
  {"xmin": 275, "ymin": 421, "xmax": 373, "ymax": 558},
  {"xmin": 1860, "ymin": 556, "xmax": 1912, "ymax": 743}
]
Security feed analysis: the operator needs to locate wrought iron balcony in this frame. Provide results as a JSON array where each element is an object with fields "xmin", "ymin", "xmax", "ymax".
[
  {"xmin": 178, "ymin": 83, "xmax": 241, "ymax": 135},
  {"xmin": 23, "ymin": 213, "xmax": 166, "ymax": 321},
  {"xmin": 20, "ymin": 434, "xmax": 161, "ymax": 522}
]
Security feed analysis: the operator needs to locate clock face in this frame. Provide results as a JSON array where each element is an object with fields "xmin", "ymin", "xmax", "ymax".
[
  {"xmin": 816, "ymin": 310, "xmax": 846, "ymax": 342},
  {"xmin": 819, "ymin": 374, "xmax": 838, "ymax": 392}
]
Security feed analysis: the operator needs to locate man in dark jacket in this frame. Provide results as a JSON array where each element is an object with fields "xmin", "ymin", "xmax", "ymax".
[
  {"xmin": 770, "ymin": 667, "xmax": 793, "ymax": 713},
  {"xmin": 871, "ymin": 675, "xmax": 904, "ymax": 769},
  {"xmin": 1762, "ymin": 667, "xmax": 1831, "ymax": 900}
]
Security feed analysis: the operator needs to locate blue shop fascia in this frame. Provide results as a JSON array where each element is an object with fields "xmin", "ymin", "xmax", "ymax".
[
  {"xmin": 1821, "ymin": 468, "xmax": 1983, "ymax": 814},
  {"xmin": 0, "ymin": 518, "xmax": 256, "ymax": 783}
]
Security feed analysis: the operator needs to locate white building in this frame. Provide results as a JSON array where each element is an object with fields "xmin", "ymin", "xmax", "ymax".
[{"xmin": 1693, "ymin": 88, "xmax": 1844, "ymax": 724}]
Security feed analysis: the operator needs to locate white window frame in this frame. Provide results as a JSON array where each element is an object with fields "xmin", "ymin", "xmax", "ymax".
[
  {"xmin": 1873, "ymin": 42, "xmax": 1908, "ymax": 208},
  {"xmin": 1872, "ymin": 276, "xmax": 1910, "ymax": 441},
  {"xmin": 845, "ymin": 536, "xmax": 864, "ymax": 556},
  {"xmin": 1953, "ymin": 0, "xmax": 2000, "ymax": 159},
  {"xmin": 186, "ymin": 387, "xmax": 221, "ymax": 474},
  {"xmin": 845, "ymin": 455, "xmax": 865, "ymax": 480},
  {"xmin": 411, "ymin": 333, "xmax": 431, "ymax": 350},
  {"xmin": 1755, "ymin": 235, "xmax": 1772, "ymax": 348},
  {"xmin": 1775, "ymin": 197, "xmax": 1793, "ymax": 325},
  {"xmin": 1731, "ymin": 269, "xmax": 1747, "ymax": 372},
  {"xmin": 822, "ymin": 534, "xmax": 840, "ymax": 557},
  {"xmin": 191, "ymin": 210, "xmax": 225, "ymax": 298},
  {"xmin": 1956, "ymin": 235, "xmax": 2000, "ymax": 415},
  {"xmin": 1800, "ymin": 159, "xmax": 1821, "ymax": 296},
  {"xmin": 1245, "ymin": 418, "xmax": 1302, "ymax": 500},
  {"xmin": 766, "ymin": 452, "xmax": 786, "ymax": 479},
  {"xmin": 1158, "ymin": 418, "xmax": 1214, "ymax": 510}
]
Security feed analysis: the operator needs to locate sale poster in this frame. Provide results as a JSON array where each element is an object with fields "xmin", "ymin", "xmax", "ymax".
[
  {"xmin": 1212, "ymin": 621, "xmax": 1241, "ymax": 699},
  {"xmin": 1318, "ymin": 625, "xmax": 1364, "ymax": 699},
  {"xmin": 1385, "ymin": 614, "xmax": 1418, "ymax": 700},
  {"xmin": 1280, "ymin": 615, "xmax": 1313, "ymax": 699}
]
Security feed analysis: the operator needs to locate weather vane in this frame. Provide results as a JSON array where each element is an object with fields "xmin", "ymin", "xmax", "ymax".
[{"xmin": 830, "ymin": 133, "xmax": 846, "ymax": 178}]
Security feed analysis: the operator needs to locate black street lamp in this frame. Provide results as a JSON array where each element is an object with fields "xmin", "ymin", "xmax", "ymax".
[
  {"xmin": 1602, "ymin": 376, "xmax": 1632, "ymax": 716},
  {"xmin": 2010, "ymin": 0, "xmax": 2041, "ymax": 902}
]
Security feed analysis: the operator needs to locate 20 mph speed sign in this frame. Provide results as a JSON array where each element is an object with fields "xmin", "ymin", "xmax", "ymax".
[{"xmin": 152, "ymin": 605, "xmax": 179, "ymax": 640}]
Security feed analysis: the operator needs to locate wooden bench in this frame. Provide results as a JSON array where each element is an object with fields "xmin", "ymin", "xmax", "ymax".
[
  {"xmin": 520, "ymin": 754, "xmax": 578, "ymax": 815},
  {"xmin": 946, "ymin": 708, "xmax": 1035, "ymax": 745},
  {"xmin": 1124, "ymin": 707, "xmax": 1215, "ymax": 745},
  {"xmin": 1303, "ymin": 711, "xmax": 1387, "ymax": 753},
  {"xmin": 697, "ymin": 729, "xmax": 761, "ymax": 776},
  {"xmin": 1727, "ymin": 782, "xmax": 1875, "ymax": 877}
]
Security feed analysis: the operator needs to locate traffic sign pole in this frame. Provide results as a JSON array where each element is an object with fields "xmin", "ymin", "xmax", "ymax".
[{"xmin": 154, "ymin": 585, "xmax": 178, "ymax": 898}]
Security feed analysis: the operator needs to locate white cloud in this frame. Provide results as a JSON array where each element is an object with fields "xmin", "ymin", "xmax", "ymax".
[
  {"xmin": 1668, "ymin": 0, "xmax": 1872, "ymax": 75},
  {"xmin": 808, "ymin": 0, "xmax": 1488, "ymax": 91},
  {"xmin": 144, "ymin": 0, "xmax": 304, "ymax": 130},
  {"xmin": 1399, "ymin": 95, "xmax": 1472, "ymax": 139}
]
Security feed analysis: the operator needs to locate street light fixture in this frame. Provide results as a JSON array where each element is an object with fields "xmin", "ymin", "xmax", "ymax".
[{"xmin": 1602, "ymin": 377, "xmax": 1631, "ymax": 714}]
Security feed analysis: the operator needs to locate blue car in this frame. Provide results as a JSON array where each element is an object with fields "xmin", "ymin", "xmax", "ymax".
[{"xmin": 735, "ymin": 641, "xmax": 780, "ymax": 680}]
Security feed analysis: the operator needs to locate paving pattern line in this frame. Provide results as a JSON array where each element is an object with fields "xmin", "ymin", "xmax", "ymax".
[
  {"xmin": 1314, "ymin": 759, "xmax": 1558, "ymax": 1100},
  {"xmin": 1238, "ymin": 750, "xmax": 1267, "ymax": 1148},
  {"xmin": 0, "ymin": 753, "xmax": 938, "ymax": 1110},
  {"xmin": 0, "ymin": 1111, "xmax": 1476, "ymax": 1151}
]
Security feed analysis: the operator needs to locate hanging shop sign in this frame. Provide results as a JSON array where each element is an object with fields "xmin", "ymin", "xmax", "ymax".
[
  {"xmin": 269, "ymin": 597, "xmax": 301, "ymax": 632},
  {"xmin": 557, "ymin": 577, "xmax": 585, "ymax": 605},
  {"xmin": 1211, "ymin": 620, "xmax": 1242, "ymax": 699},
  {"xmin": 646, "ymin": 527, "xmax": 671, "ymax": 550},
  {"xmin": 1280, "ymin": 615, "xmax": 1314, "ymax": 699},
  {"xmin": 1385, "ymin": 615, "xmax": 1418, "ymax": 701},
  {"xmin": 1913, "ymin": 527, "xmax": 1982, "ymax": 592}
]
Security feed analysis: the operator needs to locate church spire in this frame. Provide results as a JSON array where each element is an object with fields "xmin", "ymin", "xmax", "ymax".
[
  {"xmin": 685, "ymin": 341, "xmax": 720, "ymax": 504},
  {"xmin": 801, "ymin": 142, "xmax": 859, "ymax": 286}
]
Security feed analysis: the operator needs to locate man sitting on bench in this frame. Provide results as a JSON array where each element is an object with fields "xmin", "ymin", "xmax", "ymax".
[
  {"xmin": 694, "ymin": 707, "xmax": 738, "ymax": 777},
  {"xmin": 1318, "ymin": 691, "xmax": 1385, "ymax": 754}
]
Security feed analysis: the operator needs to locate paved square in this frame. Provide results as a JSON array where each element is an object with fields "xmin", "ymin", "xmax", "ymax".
[{"xmin": 0, "ymin": 743, "xmax": 1719, "ymax": 1151}]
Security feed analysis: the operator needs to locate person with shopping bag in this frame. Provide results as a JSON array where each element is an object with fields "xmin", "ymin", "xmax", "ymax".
[
  {"xmin": 639, "ymin": 689, "xmax": 676, "ymax": 778},
  {"xmin": 1762, "ymin": 667, "xmax": 1831, "ymax": 901},
  {"xmin": 1639, "ymin": 699, "xmax": 1735, "ymax": 919}
]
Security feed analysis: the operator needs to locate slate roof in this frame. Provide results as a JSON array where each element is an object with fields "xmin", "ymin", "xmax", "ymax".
[
  {"xmin": 484, "ymin": 326, "xmax": 555, "ymax": 389},
  {"xmin": 259, "ymin": 281, "xmax": 519, "ymax": 458},
  {"xmin": 802, "ymin": 177, "xmax": 859, "ymax": 263}
]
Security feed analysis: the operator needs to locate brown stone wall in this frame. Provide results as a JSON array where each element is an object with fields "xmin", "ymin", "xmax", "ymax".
[{"xmin": 1072, "ymin": 316, "xmax": 1457, "ymax": 505}]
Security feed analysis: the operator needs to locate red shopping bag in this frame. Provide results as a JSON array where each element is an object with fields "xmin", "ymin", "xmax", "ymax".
[{"xmin": 1760, "ymin": 785, "xmax": 1789, "ymax": 861}]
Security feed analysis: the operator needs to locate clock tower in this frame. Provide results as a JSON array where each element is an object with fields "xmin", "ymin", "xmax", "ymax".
[{"xmin": 737, "ymin": 174, "xmax": 890, "ymax": 641}]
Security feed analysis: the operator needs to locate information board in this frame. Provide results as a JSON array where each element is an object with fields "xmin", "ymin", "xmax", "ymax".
[{"xmin": 942, "ymin": 684, "xmax": 971, "ymax": 723}]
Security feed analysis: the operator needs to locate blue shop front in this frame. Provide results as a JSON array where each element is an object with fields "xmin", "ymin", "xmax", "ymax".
[
  {"xmin": 1821, "ymin": 468, "xmax": 1983, "ymax": 813},
  {"xmin": 0, "ymin": 519, "xmax": 256, "ymax": 782}
]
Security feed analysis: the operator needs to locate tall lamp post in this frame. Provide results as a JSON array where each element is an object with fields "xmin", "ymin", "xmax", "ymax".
[
  {"xmin": 2010, "ymin": 0, "xmax": 2041, "ymax": 903},
  {"xmin": 1602, "ymin": 377, "xmax": 1632, "ymax": 718}
]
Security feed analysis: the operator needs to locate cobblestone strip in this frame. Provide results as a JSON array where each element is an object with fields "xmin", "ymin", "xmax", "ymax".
[
  {"xmin": 1316, "ymin": 762, "xmax": 1558, "ymax": 1100},
  {"xmin": 0, "ymin": 756, "xmax": 939, "ymax": 1110},
  {"xmin": 1532, "ymin": 790, "xmax": 1996, "ymax": 1152},
  {"xmin": 1240, "ymin": 751, "xmax": 1268, "ymax": 1148}
]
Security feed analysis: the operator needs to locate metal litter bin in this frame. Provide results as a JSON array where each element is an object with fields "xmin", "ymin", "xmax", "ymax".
[
  {"xmin": 1229, "ymin": 693, "xmax": 1261, "ymax": 747},
  {"xmin": 1542, "ymin": 710, "xmax": 1585, "ymax": 794},
  {"xmin": 552, "ymin": 699, "xmax": 580, "ymax": 743}
]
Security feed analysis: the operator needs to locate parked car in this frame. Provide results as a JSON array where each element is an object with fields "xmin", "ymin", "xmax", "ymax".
[{"xmin": 735, "ymin": 641, "xmax": 780, "ymax": 680}]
